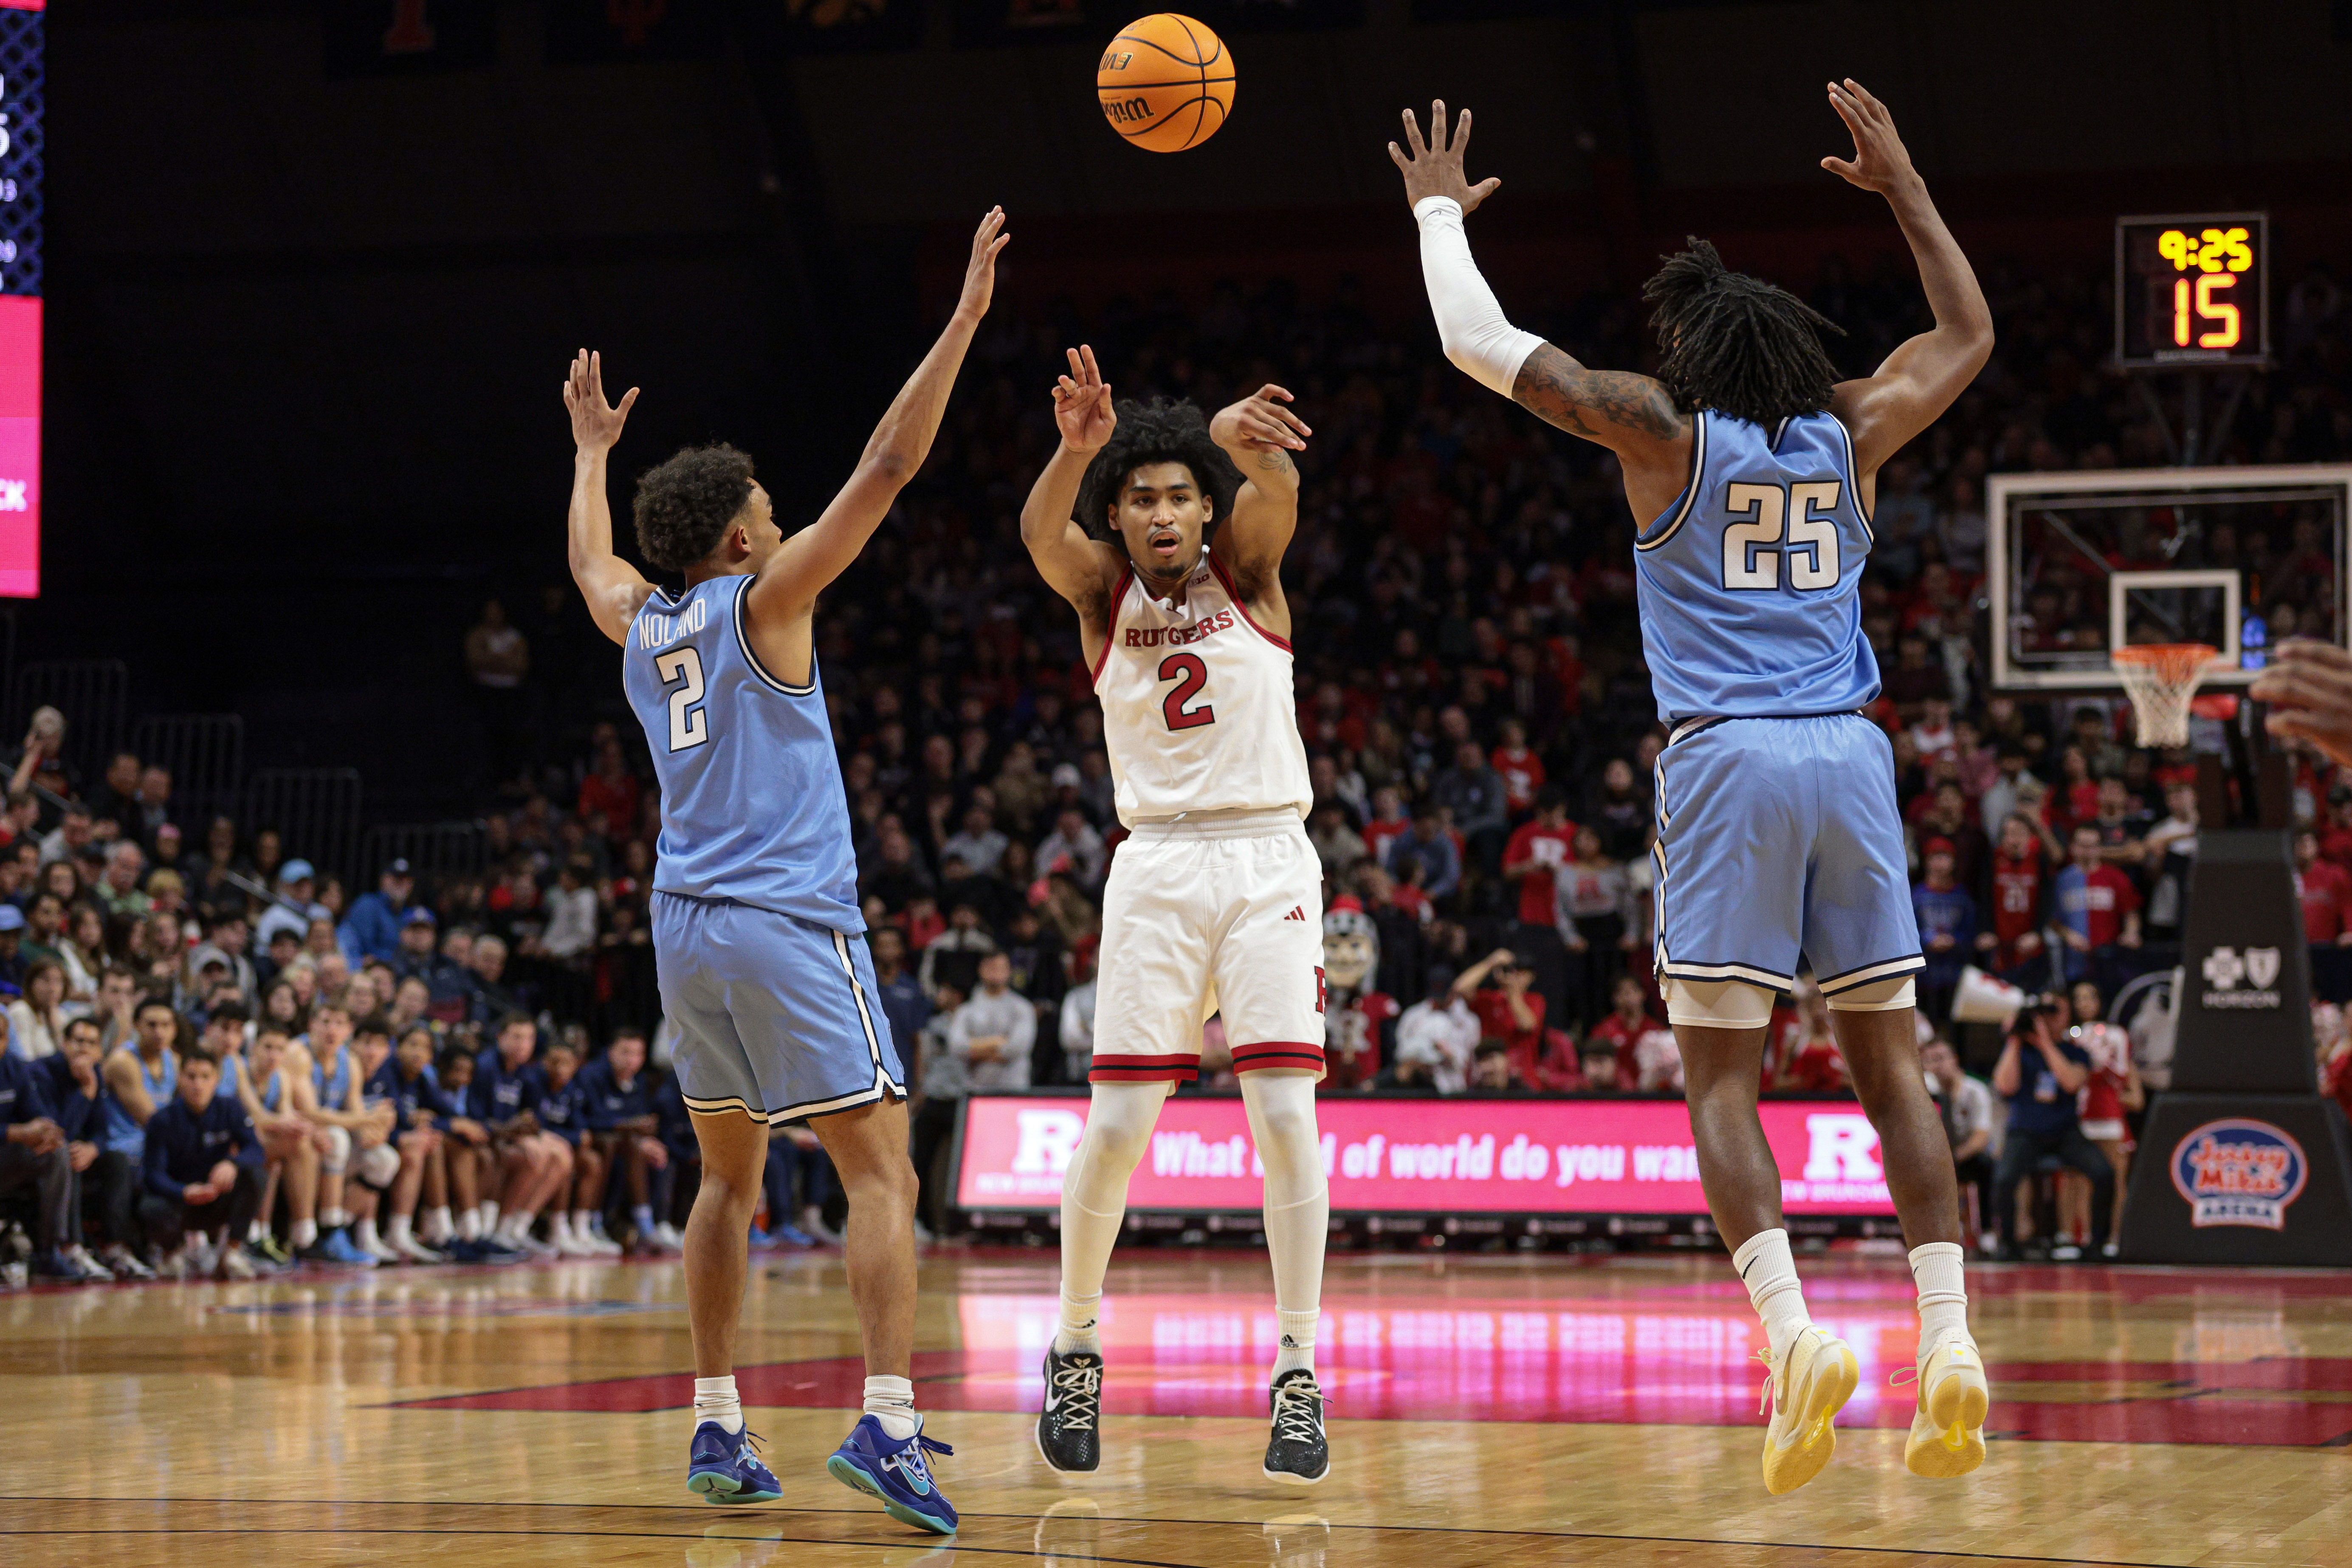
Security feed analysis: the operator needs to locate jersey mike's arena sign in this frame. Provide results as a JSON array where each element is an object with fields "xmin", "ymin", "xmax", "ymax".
[
  {"xmin": 957, "ymin": 1096, "xmax": 1896, "ymax": 1217},
  {"xmin": 2169, "ymin": 1118, "xmax": 2308, "ymax": 1230}
]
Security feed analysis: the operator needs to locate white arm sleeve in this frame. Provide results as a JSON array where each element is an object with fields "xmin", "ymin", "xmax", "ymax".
[{"xmin": 1415, "ymin": 195, "xmax": 1546, "ymax": 397}]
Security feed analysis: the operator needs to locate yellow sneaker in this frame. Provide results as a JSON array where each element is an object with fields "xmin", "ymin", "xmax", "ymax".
[
  {"xmin": 1901, "ymin": 1336, "xmax": 1988, "ymax": 1478},
  {"xmin": 1757, "ymin": 1326, "xmax": 1859, "ymax": 1495}
]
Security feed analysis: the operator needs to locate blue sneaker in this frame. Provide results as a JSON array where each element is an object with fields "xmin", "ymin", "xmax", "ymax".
[
  {"xmin": 773, "ymin": 1224, "xmax": 816, "ymax": 1248},
  {"xmin": 687, "ymin": 1421, "xmax": 782, "ymax": 1505},
  {"xmin": 299, "ymin": 1230, "xmax": 375, "ymax": 1269},
  {"xmin": 825, "ymin": 1414, "xmax": 956, "ymax": 1535}
]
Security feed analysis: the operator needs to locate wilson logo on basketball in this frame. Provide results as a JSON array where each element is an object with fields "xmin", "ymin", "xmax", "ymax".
[
  {"xmin": 2170, "ymin": 1119, "xmax": 2308, "ymax": 1230},
  {"xmin": 1104, "ymin": 96, "xmax": 1152, "ymax": 125}
]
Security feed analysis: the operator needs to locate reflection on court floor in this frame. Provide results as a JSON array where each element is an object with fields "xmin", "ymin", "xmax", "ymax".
[{"xmin": 387, "ymin": 1261, "xmax": 2352, "ymax": 1445}]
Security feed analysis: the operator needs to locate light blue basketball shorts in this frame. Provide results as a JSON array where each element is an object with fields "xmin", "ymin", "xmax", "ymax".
[
  {"xmin": 652, "ymin": 892, "xmax": 905, "ymax": 1122},
  {"xmin": 1650, "ymin": 712, "xmax": 1924, "ymax": 999}
]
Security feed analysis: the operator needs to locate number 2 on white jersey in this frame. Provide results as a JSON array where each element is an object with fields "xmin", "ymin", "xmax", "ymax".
[
  {"xmin": 1721, "ymin": 479, "xmax": 1841, "ymax": 591},
  {"xmin": 655, "ymin": 647, "xmax": 710, "ymax": 752}
]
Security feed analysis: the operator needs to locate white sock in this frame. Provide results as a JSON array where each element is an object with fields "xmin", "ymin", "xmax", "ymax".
[
  {"xmin": 422, "ymin": 1206, "xmax": 453, "ymax": 1245},
  {"xmin": 694, "ymin": 1374, "xmax": 744, "ymax": 1435},
  {"xmin": 457, "ymin": 1208, "xmax": 482, "ymax": 1242},
  {"xmin": 387, "ymin": 1213, "xmax": 414, "ymax": 1247},
  {"xmin": 863, "ymin": 1374, "xmax": 919, "ymax": 1441},
  {"xmin": 1056, "ymin": 1289, "xmax": 1104, "ymax": 1356},
  {"xmin": 321, "ymin": 1207, "xmax": 347, "ymax": 1230},
  {"xmin": 572, "ymin": 1209, "xmax": 596, "ymax": 1234},
  {"xmin": 1242, "ymin": 1072, "xmax": 1329, "ymax": 1381},
  {"xmin": 247, "ymin": 1219, "xmax": 266, "ymax": 1244},
  {"xmin": 497, "ymin": 1210, "xmax": 529, "ymax": 1244},
  {"xmin": 1275, "ymin": 1309, "xmax": 1319, "ymax": 1380},
  {"xmin": 479, "ymin": 1201, "xmax": 499, "ymax": 1232},
  {"xmin": 1909, "ymin": 1241, "xmax": 1969, "ymax": 1358},
  {"xmin": 290, "ymin": 1218, "xmax": 318, "ymax": 1249},
  {"xmin": 1732, "ymin": 1227, "xmax": 1812, "ymax": 1364},
  {"xmin": 355, "ymin": 1216, "xmax": 381, "ymax": 1250},
  {"xmin": 1056, "ymin": 1081, "xmax": 1171, "ymax": 1356}
]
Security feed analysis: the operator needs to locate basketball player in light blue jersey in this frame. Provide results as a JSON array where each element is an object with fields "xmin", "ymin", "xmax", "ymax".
[
  {"xmin": 1395, "ymin": 83, "xmax": 1993, "ymax": 1491},
  {"xmin": 563, "ymin": 209, "xmax": 1008, "ymax": 1536}
]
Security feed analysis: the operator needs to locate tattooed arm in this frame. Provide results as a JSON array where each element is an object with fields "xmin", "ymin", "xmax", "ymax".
[{"xmin": 1393, "ymin": 100, "xmax": 1692, "ymax": 519}]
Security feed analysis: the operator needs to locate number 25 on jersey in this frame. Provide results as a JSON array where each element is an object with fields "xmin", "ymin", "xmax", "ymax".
[{"xmin": 1722, "ymin": 479, "xmax": 1842, "ymax": 592}]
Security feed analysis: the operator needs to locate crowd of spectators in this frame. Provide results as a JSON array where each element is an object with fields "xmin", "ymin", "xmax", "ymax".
[{"xmin": 6, "ymin": 248, "xmax": 2352, "ymax": 1271}]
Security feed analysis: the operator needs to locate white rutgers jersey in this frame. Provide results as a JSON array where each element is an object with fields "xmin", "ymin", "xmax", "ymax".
[{"xmin": 1090, "ymin": 547, "xmax": 1314, "ymax": 828}]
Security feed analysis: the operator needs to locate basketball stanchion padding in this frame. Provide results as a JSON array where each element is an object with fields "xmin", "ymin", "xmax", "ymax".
[{"xmin": 2114, "ymin": 646, "xmax": 2352, "ymax": 1263}]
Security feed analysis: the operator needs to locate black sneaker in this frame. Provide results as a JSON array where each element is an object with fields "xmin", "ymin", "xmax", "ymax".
[
  {"xmin": 1035, "ymin": 1345, "xmax": 1103, "ymax": 1472},
  {"xmin": 1262, "ymin": 1368, "xmax": 1329, "ymax": 1486}
]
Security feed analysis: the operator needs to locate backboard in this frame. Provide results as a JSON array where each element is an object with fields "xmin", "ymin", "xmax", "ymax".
[{"xmin": 1986, "ymin": 464, "xmax": 2352, "ymax": 694}]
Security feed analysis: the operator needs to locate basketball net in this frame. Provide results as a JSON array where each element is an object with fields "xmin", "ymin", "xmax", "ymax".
[{"xmin": 2112, "ymin": 643, "xmax": 2217, "ymax": 749}]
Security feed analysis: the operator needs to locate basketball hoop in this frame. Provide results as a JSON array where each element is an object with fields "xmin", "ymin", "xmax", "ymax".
[{"xmin": 2112, "ymin": 643, "xmax": 2218, "ymax": 749}]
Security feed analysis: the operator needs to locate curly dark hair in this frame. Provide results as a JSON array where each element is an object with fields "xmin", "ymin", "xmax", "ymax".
[
  {"xmin": 631, "ymin": 443, "xmax": 757, "ymax": 572},
  {"xmin": 1073, "ymin": 398, "xmax": 1240, "ymax": 550},
  {"xmin": 1643, "ymin": 239, "xmax": 1845, "ymax": 427}
]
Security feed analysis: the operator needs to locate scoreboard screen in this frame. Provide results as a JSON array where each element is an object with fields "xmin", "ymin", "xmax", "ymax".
[
  {"xmin": 2115, "ymin": 212, "xmax": 2268, "ymax": 371},
  {"xmin": 0, "ymin": 0, "xmax": 36, "ymax": 597}
]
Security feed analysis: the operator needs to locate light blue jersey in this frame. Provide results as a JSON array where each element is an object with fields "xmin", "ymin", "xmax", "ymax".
[
  {"xmin": 1633, "ymin": 409, "xmax": 1879, "ymax": 722},
  {"xmin": 623, "ymin": 575, "xmax": 861, "ymax": 934}
]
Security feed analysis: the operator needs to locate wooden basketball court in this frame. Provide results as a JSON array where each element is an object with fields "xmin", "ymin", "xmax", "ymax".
[{"xmin": 3, "ymin": 1248, "xmax": 2344, "ymax": 1567}]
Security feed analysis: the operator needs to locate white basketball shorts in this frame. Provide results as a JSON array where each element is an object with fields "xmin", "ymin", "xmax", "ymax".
[{"xmin": 1089, "ymin": 808, "xmax": 1327, "ymax": 1084}]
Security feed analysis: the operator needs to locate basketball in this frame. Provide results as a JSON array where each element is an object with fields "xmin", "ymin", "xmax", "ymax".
[{"xmin": 1097, "ymin": 13, "xmax": 1232, "ymax": 153}]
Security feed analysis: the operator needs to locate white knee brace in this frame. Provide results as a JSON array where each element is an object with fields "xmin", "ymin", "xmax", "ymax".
[
  {"xmin": 1659, "ymin": 976, "xmax": 1777, "ymax": 1030},
  {"xmin": 1825, "ymin": 975, "xmax": 1918, "ymax": 1012},
  {"xmin": 354, "ymin": 1141, "xmax": 402, "ymax": 1190},
  {"xmin": 320, "ymin": 1125, "xmax": 352, "ymax": 1176}
]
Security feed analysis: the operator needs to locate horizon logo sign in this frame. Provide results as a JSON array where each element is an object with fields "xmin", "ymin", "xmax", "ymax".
[{"xmin": 2199, "ymin": 945, "xmax": 2282, "ymax": 1010}]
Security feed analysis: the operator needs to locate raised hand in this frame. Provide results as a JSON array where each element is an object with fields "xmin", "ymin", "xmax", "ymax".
[
  {"xmin": 564, "ymin": 349, "xmax": 638, "ymax": 454},
  {"xmin": 956, "ymin": 206, "xmax": 1011, "ymax": 322},
  {"xmin": 1820, "ymin": 78, "xmax": 1918, "ymax": 195},
  {"xmin": 2252, "ymin": 638, "xmax": 2352, "ymax": 767},
  {"xmin": 1211, "ymin": 384, "xmax": 1311, "ymax": 454},
  {"xmin": 1051, "ymin": 344, "xmax": 1117, "ymax": 456},
  {"xmin": 1388, "ymin": 100, "xmax": 1501, "ymax": 216}
]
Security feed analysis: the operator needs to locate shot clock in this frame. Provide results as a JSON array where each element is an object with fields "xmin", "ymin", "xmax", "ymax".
[{"xmin": 2116, "ymin": 212, "xmax": 2268, "ymax": 369}]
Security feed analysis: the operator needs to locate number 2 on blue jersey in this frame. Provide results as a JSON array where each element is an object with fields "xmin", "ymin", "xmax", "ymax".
[
  {"xmin": 655, "ymin": 647, "xmax": 710, "ymax": 752},
  {"xmin": 1721, "ymin": 479, "xmax": 1842, "ymax": 592}
]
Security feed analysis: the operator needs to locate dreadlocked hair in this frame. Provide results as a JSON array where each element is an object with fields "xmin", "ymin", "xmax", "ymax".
[
  {"xmin": 1642, "ymin": 238, "xmax": 1845, "ymax": 428},
  {"xmin": 1073, "ymin": 397, "xmax": 1240, "ymax": 547}
]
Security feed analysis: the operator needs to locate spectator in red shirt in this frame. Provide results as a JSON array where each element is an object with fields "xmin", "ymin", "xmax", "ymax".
[
  {"xmin": 1777, "ymin": 982, "xmax": 1850, "ymax": 1092},
  {"xmin": 1451, "ymin": 947, "xmax": 1548, "ymax": 1088},
  {"xmin": 1533, "ymin": 1026, "xmax": 1586, "ymax": 1091},
  {"xmin": 1500, "ymin": 787, "xmax": 1575, "ymax": 925},
  {"xmin": 2321, "ymin": 786, "xmax": 2352, "ymax": 876},
  {"xmin": 2053, "ymin": 825, "xmax": 2141, "ymax": 985},
  {"xmin": 1585, "ymin": 974, "xmax": 1658, "ymax": 1080},
  {"xmin": 1362, "ymin": 787, "xmax": 1412, "ymax": 868},
  {"xmin": 577, "ymin": 738, "xmax": 641, "ymax": 845},
  {"xmin": 2296, "ymin": 830, "xmax": 2352, "ymax": 945},
  {"xmin": 1490, "ymin": 717, "xmax": 1545, "ymax": 817},
  {"xmin": 1983, "ymin": 815, "xmax": 2050, "ymax": 974}
]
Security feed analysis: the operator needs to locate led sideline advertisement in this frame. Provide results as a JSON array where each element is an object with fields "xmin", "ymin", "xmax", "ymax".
[
  {"xmin": 956, "ymin": 1095, "xmax": 1897, "ymax": 1218},
  {"xmin": 0, "ymin": 0, "xmax": 40, "ymax": 598}
]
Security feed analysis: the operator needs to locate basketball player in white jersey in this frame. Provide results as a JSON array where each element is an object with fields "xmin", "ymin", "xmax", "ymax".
[{"xmin": 1021, "ymin": 348, "xmax": 1332, "ymax": 1485}]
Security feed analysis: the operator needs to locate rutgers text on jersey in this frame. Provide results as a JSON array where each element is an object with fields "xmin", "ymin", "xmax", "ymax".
[{"xmin": 1091, "ymin": 547, "xmax": 1312, "ymax": 826}]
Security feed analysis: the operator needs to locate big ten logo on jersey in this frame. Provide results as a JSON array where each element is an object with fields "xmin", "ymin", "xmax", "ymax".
[
  {"xmin": 2171, "ymin": 1119, "xmax": 2307, "ymax": 1230},
  {"xmin": 1010, "ymin": 1107, "xmax": 1086, "ymax": 1176},
  {"xmin": 635, "ymin": 594, "xmax": 709, "ymax": 650}
]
